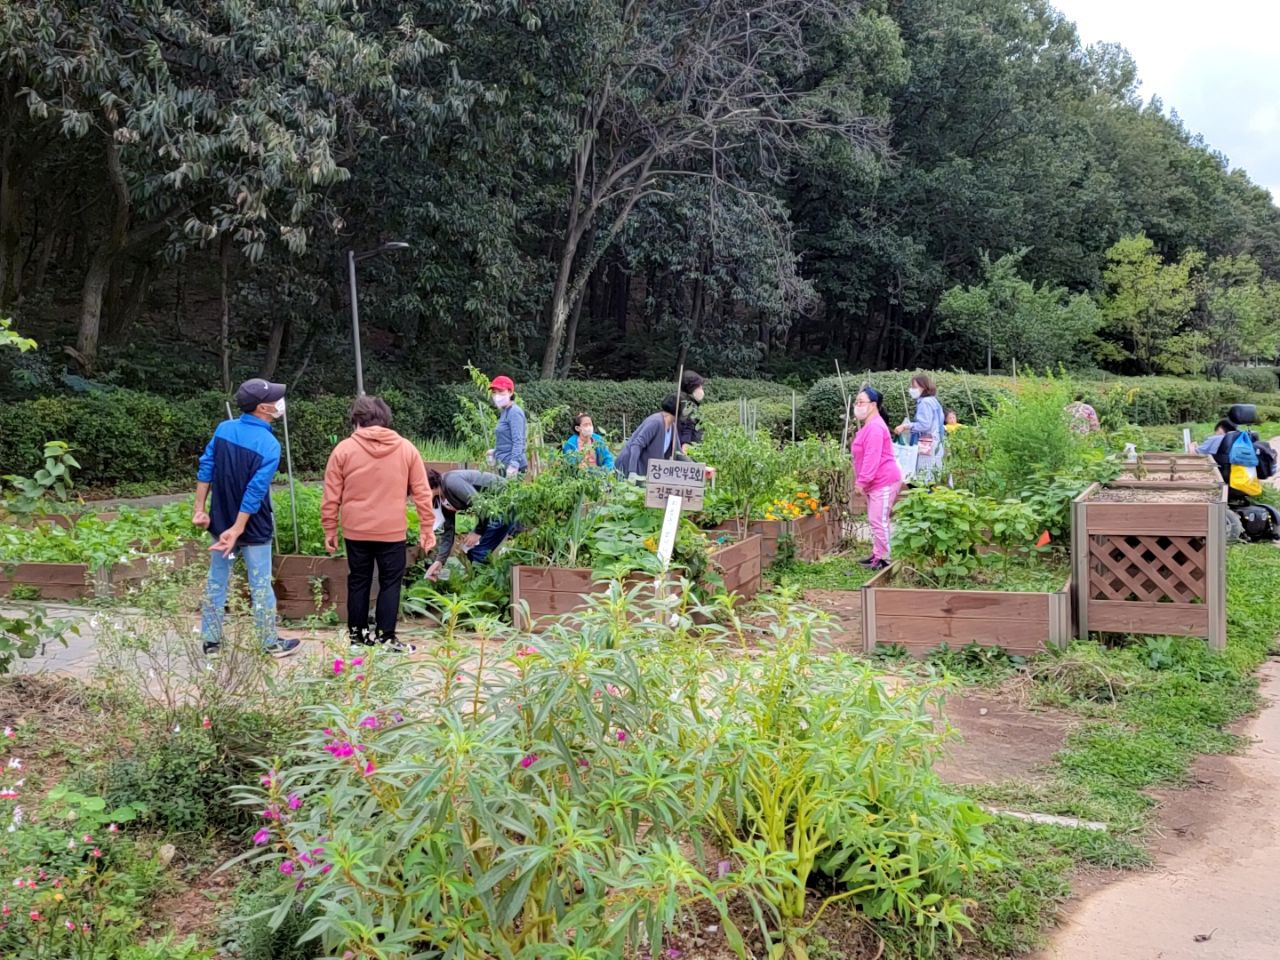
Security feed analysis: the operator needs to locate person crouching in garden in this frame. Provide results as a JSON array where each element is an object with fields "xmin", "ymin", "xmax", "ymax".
[
  {"xmin": 562, "ymin": 412, "xmax": 615, "ymax": 471},
  {"xmin": 424, "ymin": 469, "xmax": 512, "ymax": 581},
  {"xmin": 321, "ymin": 396, "xmax": 436, "ymax": 653},
  {"xmin": 616, "ymin": 393, "xmax": 681, "ymax": 480},
  {"xmin": 193, "ymin": 378, "xmax": 299, "ymax": 658},
  {"xmin": 852, "ymin": 387, "xmax": 903, "ymax": 571}
]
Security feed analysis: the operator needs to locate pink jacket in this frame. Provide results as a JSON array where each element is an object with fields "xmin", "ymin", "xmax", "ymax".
[{"xmin": 851, "ymin": 415, "xmax": 902, "ymax": 490}]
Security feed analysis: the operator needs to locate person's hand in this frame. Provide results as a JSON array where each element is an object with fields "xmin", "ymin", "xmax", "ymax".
[
  {"xmin": 209, "ymin": 527, "xmax": 240, "ymax": 558},
  {"xmin": 192, "ymin": 508, "xmax": 210, "ymax": 530},
  {"xmin": 505, "ymin": 464, "xmax": 518, "ymax": 479},
  {"xmin": 893, "ymin": 423, "xmax": 906, "ymax": 436},
  {"xmin": 462, "ymin": 532, "xmax": 481, "ymax": 550},
  {"xmin": 418, "ymin": 531, "xmax": 436, "ymax": 555},
  {"xmin": 424, "ymin": 560, "xmax": 443, "ymax": 582},
  {"xmin": 854, "ymin": 484, "xmax": 865, "ymax": 496},
  {"xmin": 485, "ymin": 448, "xmax": 496, "ymax": 466},
  {"xmin": 324, "ymin": 533, "xmax": 338, "ymax": 555}
]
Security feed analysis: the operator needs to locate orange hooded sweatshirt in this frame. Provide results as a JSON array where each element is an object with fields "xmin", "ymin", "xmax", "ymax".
[{"xmin": 321, "ymin": 427, "xmax": 434, "ymax": 542}]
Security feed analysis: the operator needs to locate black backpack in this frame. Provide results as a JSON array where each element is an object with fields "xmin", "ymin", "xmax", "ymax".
[{"xmin": 1256, "ymin": 439, "xmax": 1276, "ymax": 481}]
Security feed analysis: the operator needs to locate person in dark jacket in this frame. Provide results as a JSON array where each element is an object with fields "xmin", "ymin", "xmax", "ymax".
[
  {"xmin": 678, "ymin": 370, "xmax": 706, "ymax": 452},
  {"xmin": 423, "ymin": 469, "xmax": 514, "ymax": 580},
  {"xmin": 193, "ymin": 378, "xmax": 299, "ymax": 657},
  {"xmin": 615, "ymin": 394, "xmax": 680, "ymax": 480}
]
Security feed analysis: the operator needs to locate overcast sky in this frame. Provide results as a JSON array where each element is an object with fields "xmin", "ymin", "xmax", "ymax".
[{"xmin": 1051, "ymin": 0, "xmax": 1280, "ymax": 204}]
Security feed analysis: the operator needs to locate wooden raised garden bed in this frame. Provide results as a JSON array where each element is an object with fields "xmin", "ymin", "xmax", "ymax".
[
  {"xmin": 790, "ymin": 511, "xmax": 837, "ymax": 562},
  {"xmin": 510, "ymin": 535, "xmax": 765, "ymax": 631},
  {"xmin": 1071, "ymin": 482, "xmax": 1226, "ymax": 649},
  {"xmin": 860, "ymin": 565, "xmax": 1073, "ymax": 657},
  {"xmin": 0, "ymin": 545, "xmax": 192, "ymax": 602},
  {"xmin": 711, "ymin": 519, "xmax": 783, "ymax": 564},
  {"xmin": 273, "ymin": 547, "xmax": 418, "ymax": 620},
  {"xmin": 1117, "ymin": 452, "xmax": 1221, "ymax": 486}
]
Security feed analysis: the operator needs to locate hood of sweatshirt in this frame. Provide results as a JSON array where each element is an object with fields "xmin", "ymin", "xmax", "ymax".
[{"xmin": 351, "ymin": 426, "xmax": 404, "ymax": 459}]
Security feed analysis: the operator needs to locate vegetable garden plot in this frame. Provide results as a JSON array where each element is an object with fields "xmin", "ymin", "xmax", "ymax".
[{"xmin": 1071, "ymin": 482, "xmax": 1226, "ymax": 649}]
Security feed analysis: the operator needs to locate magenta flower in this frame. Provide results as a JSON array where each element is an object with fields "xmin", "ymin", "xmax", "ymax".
[
  {"xmin": 323, "ymin": 742, "xmax": 355, "ymax": 759},
  {"xmin": 320, "ymin": 864, "xmax": 332, "ymax": 874},
  {"xmin": 355, "ymin": 674, "xmax": 365, "ymax": 682},
  {"xmin": 90, "ymin": 848, "xmax": 102, "ymax": 858},
  {"xmin": 616, "ymin": 730, "xmax": 628, "ymax": 742},
  {"xmin": 358, "ymin": 716, "xmax": 379, "ymax": 729},
  {"xmin": 520, "ymin": 754, "xmax": 537, "ymax": 769},
  {"xmin": 363, "ymin": 760, "xmax": 376, "ymax": 776},
  {"xmin": 202, "ymin": 716, "xmax": 211, "ymax": 729},
  {"xmin": 578, "ymin": 757, "xmax": 590, "ymax": 768},
  {"xmin": 333, "ymin": 658, "xmax": 344, "ymax": 675},
  {"xmin": 287, "ymin": 794, "xmax": 301, "ymax": 811},
  {"xmin": 260, "ymin": 773, "xmax": 274, "ymax": 788},
  {"xmin": 253, "ymin": 828, "xmax": 270, "ymax": 845},
  {"xmin": 107, "ymin": 823, "xmax": 118, "ymax": 833},
  {"xmin": 261, "ymin": 805, "xmax": 281, "ymax": 820},
  {"xmin": 279, "ymin": 860, "xmax": 295, "ymax": 876},
  {"xmin": 516, "ymin": 644, "xmax": 537, "ymax": 657},
  {"xmin": 351, "ymin": 657, "xmax": 364, "ymax": 667}
]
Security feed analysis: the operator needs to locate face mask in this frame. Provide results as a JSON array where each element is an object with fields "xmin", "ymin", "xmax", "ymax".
[
  {"xmin": 909, "ymin": 387, "xmax": 922, "ymax": 400},
  {"xmin": 692, "ymin": 387, "xmax": 704, "ymax": 403},
  {"xmin": 274, "ymin": 398, "xmax": 286, "ymax": 417},
  {"xmin": 492, "ymin": 393, "xmax": 511, "ymax": 409},
  {"xmin": 854, "ymin": 403, "xmax": 871, "ymax": 421}
]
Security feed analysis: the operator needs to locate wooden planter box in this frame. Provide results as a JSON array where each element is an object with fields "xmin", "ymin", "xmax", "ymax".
[
  {"xmin": 1071, "ymin": 482, "xmax": 1226, "ymax": 649},
  {"xmin": 790, "ymin": 511, "xmax": 837, "ymax": 562},
  {"xmin": 860, "ymin": 564, "xmax": 1073, "ymax": 657},
  {"xmin": 1118, "ymin": 452, "xmax": 1221, "ymax": 485},
  {"xmin": 712, "ymin": 533, "xmax": 763, "ymax": 599},
  {"xmin": 0, "ymin": 545, "xmax": 192, "ymax": 601},
  {"xmin": 273, "ymin": 547, "xmax": 418, "ymax": 621},
  {"xmin": 422, "ymin": 460, "xmax": 468, "ymax": 476},
  {"xmin": 710, "ymin": 519, "xmax": 783, "ymax": 564}
]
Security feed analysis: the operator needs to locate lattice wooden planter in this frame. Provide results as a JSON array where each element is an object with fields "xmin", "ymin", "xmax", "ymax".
[
  {"xmin": 860, "ymin": 564, "xmax": 1072, "ymax": 657},
  {"xmin": 1071, "ymin": 482, "xmax": 1226, "ymax": 649}
]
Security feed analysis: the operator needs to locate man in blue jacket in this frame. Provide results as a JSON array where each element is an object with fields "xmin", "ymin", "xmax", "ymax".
[{"xmin": 192, "ymin": 378, "xmax": 300, "ymax": 657}]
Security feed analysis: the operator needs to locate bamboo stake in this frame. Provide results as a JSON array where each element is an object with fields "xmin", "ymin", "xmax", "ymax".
[{"xmin": 280, "ymin": 405, "xmax": 301, "ymax": 554}]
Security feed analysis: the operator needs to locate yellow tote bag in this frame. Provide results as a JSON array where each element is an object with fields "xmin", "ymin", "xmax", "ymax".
[{"xmin": 1230, "ymin": 464, "xmax": 1262, "ymax": 497}]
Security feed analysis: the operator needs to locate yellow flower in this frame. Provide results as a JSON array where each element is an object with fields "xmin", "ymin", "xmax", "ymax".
[{"xmin": 643, "ymin": 536, "xmax": 657, "ymax": 551}]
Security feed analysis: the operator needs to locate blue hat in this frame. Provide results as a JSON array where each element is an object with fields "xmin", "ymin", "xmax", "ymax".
[{"xmin": 860, "ymin": 386, "xmax": 882, "ymax": 407}]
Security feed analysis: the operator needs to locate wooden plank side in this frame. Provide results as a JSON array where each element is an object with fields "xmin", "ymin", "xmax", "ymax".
[
  {"xmin": 1082, "ymin": 503, "xmax": 1209, "ymax": 536},
  {"xmin": 1207, "ymin": 502, "xmax": 1226, "ymax": 651},
  {"xmin": 872, "ymin": 614, "xmax": 1050, "ymax": 648},
  {"xmin": 1072, "ymin": 500, "xmax": 1089, "ymax": 639},
  {"xmin": 873, "ymin": 587, "xmax": 1052, "ymax": 621},
  {"xmin": 511, "ymin": 566, "xmax": 597, "ymax": 592},
  {"xmin": 0, "ymin": 562, "xmax": 92, "ymax": 585},
  {"xmin": 862, "ymin": 582, "xmax": 876, "ymax": 653},
  {"xmin": 1085, "ymin": 600, "xmax": 1209, "ymax": 637}
]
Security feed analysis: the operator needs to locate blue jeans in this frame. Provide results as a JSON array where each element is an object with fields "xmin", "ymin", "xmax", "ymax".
[
  {"xmin": 200, "ymin": 541, "xmax": 278, "ymax": 648},
  {"xmin": 467, "ymin": 517, "xmax": 516, "ymax": 564}
]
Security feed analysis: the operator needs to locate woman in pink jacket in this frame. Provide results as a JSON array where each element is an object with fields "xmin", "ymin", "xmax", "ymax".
[{"xmin": 850, "ymin": 387, "xmax": 903, "ymax": 570}]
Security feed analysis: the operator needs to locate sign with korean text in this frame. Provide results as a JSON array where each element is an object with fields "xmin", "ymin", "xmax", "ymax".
[{"xmin": 644, "ymin": 459, "xmax": 707, "ymax": 511}]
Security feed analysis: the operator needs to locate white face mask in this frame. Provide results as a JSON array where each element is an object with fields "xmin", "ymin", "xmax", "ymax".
[
  {"xmin": 274, "ymin": 397, "xmax": 286, "ymax": 417},
  {"xmin": 854, "ymin": 403, "xmax": 871, "ymax": 421},
  {"xmin": 692, "ymin": 387, "xmax": 705, "ymax": 403},
  {"xmin": 492, "ymin": 393, "xmax": 511, "ymax": 409},
  {"xmin": 909, "ymin": 387, "xmax": 922, "ymax": 400}
]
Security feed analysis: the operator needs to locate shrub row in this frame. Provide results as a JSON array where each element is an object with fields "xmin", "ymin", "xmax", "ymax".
[
  {"xmin": 1220, "ymin": 365, "xmax": 1279, "ymax": 394},
  {"xmin": 0, "ymin": 378, "xmax": 795, "ymax": 487}
]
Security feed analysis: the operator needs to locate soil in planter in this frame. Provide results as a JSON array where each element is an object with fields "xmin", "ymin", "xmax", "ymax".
[
  {"xmin": 1089, "ymin": 486, "xmax": 1221, "ymax": 503},
  {"xmin": 894, "ymin": 555, "xmax": 1071, "ymax": 593}
]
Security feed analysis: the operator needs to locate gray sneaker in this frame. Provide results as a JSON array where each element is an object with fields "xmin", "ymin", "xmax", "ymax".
[{"xmin": 264, "ymin": 638, "xmax": 301, "ymax": 658}]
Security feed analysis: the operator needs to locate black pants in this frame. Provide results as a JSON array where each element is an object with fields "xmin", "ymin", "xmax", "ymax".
[{"xmin": 345, "ymin": 539, "xmax": 407, "ymax": 643}]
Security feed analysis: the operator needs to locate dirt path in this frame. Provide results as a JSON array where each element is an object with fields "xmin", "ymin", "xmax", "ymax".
[{"xmin": 1037, "ymin": 659, "xmax": 1280, "ymax": 960}]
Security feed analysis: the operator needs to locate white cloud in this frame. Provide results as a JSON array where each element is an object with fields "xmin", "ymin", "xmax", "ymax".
[{"xmin": 1248, "ymin": 106, "xmax": 1278, "ymax": 136}]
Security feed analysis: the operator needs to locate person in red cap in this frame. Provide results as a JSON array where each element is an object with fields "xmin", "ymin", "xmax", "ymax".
[{"xmin": 487, "ymin": 375, "xmax": 527, "ymax": 477}]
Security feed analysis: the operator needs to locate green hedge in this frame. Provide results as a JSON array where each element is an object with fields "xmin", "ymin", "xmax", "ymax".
[
  {"xmin": 800, "ymin": 372, "xmax": 1251, "ymax": 434},
  {"xmin": 0, "ymin": 378, "xmax": 798, "ymax": 487},
  {"xmin": 1220, "ymin": 366, "xmax": 1279, "ymax": 394}
]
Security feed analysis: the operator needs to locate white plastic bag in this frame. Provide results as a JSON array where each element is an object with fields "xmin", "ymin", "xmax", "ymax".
[{"xmin": 893, "ymin": 441, "xmax": 919, "ymax": 480}]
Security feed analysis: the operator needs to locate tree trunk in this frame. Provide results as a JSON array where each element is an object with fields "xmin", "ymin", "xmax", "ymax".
[
  {"xmin": 558, "ymin": 279, "xmax": 587, "ymax": 378},
  {"xmin": 261, "ymin": 315, "xmax": 289, "ymax": 379},
  {"xmin": 33, "ymin": 223, "xmax": 56, "ymax": 291},
  {"xmin": 219, "ymin": 234, "xmax": 232, "ymax": 392},
  {"xmin": 107, "ymin": 259, "xmax": 152, "ymax": 343},
  {"xmin": 541, "ymin": 236, "xmax": 579, "ymax": 377},
  {"xmin": 73, "ymin": 246, "xmax": 115, "ymax": 372}
]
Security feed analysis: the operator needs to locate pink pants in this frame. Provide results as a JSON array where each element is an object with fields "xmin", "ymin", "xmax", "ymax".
[{"xmin": 866, "ymin": 482, "xmax": 902, "ymax": 562}]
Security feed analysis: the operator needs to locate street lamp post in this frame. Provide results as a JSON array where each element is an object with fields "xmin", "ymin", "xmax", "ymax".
[{"xmin": 347, "ymin": 241, "xmax": 410, "ymax": 396}]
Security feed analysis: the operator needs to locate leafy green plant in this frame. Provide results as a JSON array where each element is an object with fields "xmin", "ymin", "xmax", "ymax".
[
  {"xmin": 982, "ymin": 375, "xmax": 1084, "ymax": 495},
  {"xmin": 410, "ymin": 436, "xmax": 473, "ymax": 463},
  {"xmin": 0, "ymin": 502, "xmax": 195, "ymax": 569},
  {"xmin": 692, "ymin": 426, "xmax": 789, "ymax": 537},
  {"xmin": 452, "ymin": 362, "xmax": 501, "ymax": 462},
  {"xmin": 3, "ymin": 441, "xmax": 81, "ymax": 519},
  {"xmin": 0, "ymin": 608, "xmax": 76, "ymax": 675}
]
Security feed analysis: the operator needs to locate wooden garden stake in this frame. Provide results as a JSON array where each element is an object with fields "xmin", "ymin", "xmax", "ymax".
[{"xmin": 280, "ymin": 405, "xmax": 301, "ymax": 554}]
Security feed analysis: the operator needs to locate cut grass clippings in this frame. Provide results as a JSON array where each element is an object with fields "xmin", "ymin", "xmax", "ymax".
[
  {"xmin": 943, "ymin": 544, "xmax": 1280, "ymax": 958},
  {"xmin": 771, "ymin": 554, "xmax": 876, "ymax": 591}
]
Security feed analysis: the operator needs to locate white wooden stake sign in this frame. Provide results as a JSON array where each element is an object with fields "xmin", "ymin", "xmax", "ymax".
[{"xmin": 656, "ymin": 494, "xmax": 682, "ymax": 571}]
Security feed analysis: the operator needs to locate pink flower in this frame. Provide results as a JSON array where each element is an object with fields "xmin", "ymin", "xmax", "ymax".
[
  {"xmin": 202, "ymin": 716, "xmax": 211, "ymax": 729},
  {"xmin": 253, "ymin": 828, "xmax": 270, "ymax": 845},
  {"xmin": 323, "ymin": 742, "xmax": 355, "ymax": 759},
  {"xmin": 65, "ymin": 919, "xmax": 75, "ymax": 931},
  {"xmin": 355, "ymin": 674, "xmax": 365, "ymax": 682},
  {"xmin": 363, "ymin": 760, "xmax": 376, "ymax": 776},
  {"xmin": 578, "ymin": 757, "xmax": 590, "ymax": 768},
  {"xmin": 665, "ymin": 950, "xmax": 683, "ymax": 959},
  {"xmin": 29, "ymin": 910, "xmax": 41, "ymax": 921},
  {"xmin": 333, "ymin": 658, "xmax": 344, "ymax": 675},
  {"xmin": 82, "ymin": 834, "xmax": 93, "ymax": 844},
  {"xmin": 261, "ymin": 805, "xmax": 281, "ymax": 820},
  {"xmin": 616, "ymin": 730, "xmax": 628, "ymax": 742},
  {"xmin": 279, "ymin": 860, "xmax": 295, "ymax": 875},
  {"xmin": 516, "ymin": 644, "xmax": 537, "ymax": 657},
  {"xmin": 287, "ymin": 794, "xmax": 301, "ymax": 811},
  {"xmin": 2, "ymin": 727, "xmax": 13, "ymax": 738},
  {"xmin": 0, "ymin": 790, "xmax": 17, "ymax": 800},
  {"xmin": 106, "ymin": 823, "xmax": 118, "ymax": 833},
  {"xmin": 299, "ymin": 853, "xmax": 313, "ymax": 866},
  {"xmin": 606, "ymin": 684, "xmax": 621, "ymax": 697},
  {"xmin": 351, "ymin": 657, "xmax": 364, "ymax": 667},
  {"xmin": 312, "ymin": 847, "xmax": 325, "ymax": 858},
  {"xmin": 90, "ymin": 848, "xmax": 102, "ymax": 858},
  {"xmin": 320, "ymin": 864, "xmax": 332, "ymax": 874},
  {"xmin": 1, "ymin": 903, "xmax": 8, "ymax": 916},
  {"xmin": 260, "ymin": 773, "xmax": 274, "ymax": 788},
  {"xmin": 322, "ymin": 728, "xmax": 334, "ymax": 737},
  {"xmin": 520, "ymin": 754, "xmax": 537, "ymax": 769},
  {"xmin": 358, "ymin": 716, "xmax": 379, "ymax": 729},
  {"xmin": 717, "ymin": 860, "xmax": 731, "ymax": 879}
]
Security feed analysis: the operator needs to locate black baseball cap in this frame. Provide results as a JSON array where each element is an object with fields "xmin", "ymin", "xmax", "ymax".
[{"xmin": 235, "ymin": 378, "xmax": 286, "ymax": 411}]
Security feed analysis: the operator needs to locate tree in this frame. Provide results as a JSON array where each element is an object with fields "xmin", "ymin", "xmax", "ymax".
[
  {"xmin": 1097, "ymin": 234, "xmax": 1206, "ymax": 374},
  {"xmin": 938, "ymin": 250, "xmax": 1101, "ymax": 372},
  {"xmin": 536, "ymin": 0, "xmax": 887, "ymax": 377},
  {"xmin": 1191, "ymin": 254, "xmax": 1280, "ymax": 371}
]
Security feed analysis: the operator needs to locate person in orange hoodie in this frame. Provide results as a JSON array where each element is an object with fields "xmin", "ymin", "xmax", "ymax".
[{"xmin": 322, "ymin": 396, "xmax": 435, "ymax": 652}]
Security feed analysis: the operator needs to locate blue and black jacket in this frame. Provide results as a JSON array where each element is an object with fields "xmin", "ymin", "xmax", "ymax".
[{"xmin": 197, "ymin": 414, "xmax": 280, "ymax": 544}]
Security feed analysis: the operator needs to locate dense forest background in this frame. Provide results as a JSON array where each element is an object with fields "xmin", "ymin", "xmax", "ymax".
[{"xmin": 2, "ymin": 0, "xmax": 1279, "ymax": 400}]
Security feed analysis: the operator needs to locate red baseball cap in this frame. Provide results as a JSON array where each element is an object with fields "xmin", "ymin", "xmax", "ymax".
[{"xmin": 489, "ymin": 375, "xmax": 515, "ymax": 392}]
